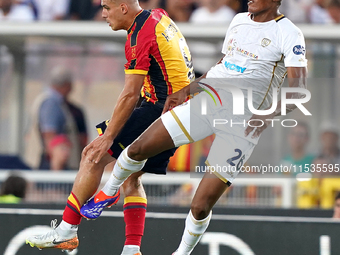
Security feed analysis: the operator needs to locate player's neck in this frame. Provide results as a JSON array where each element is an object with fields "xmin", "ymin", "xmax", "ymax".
[
  {"xmin": 250, "ymin": 10, "xmax": 282, "ymax": 22},
  {"xmin": 125, "ymin": 7, "xmax": 143, "ymax": 30}
]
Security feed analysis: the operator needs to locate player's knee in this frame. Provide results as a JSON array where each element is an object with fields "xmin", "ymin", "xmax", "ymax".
[
  {"xmin": 127, "ymin": 142, "xmax": 145, "ymax": 161},
  {"xmin": 190, "ymin": 202, "xmax": 211, "ymax": 220}
]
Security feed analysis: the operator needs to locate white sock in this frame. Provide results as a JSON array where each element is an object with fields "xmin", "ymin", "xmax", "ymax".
[
  {"xmin": 57, "ymin": 220, "xmax": 78, "ymax": 237},
  {"xmin": 175, "ymin": 210, "xmax": 212, "ymax": 255},
  {"xmin": 102, "ymin": 146, "xmax": 147, "ymax": 196},
  {"xmin": 121, "ymin": 245, "xmax": 140, "ymax": 255}
]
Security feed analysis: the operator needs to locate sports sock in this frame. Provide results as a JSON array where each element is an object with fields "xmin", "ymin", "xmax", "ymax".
[
  {"xmin": 57, "ymin": 220, "xmax": 78, "ymax": 236},
  {"xmin": 176, "ymin": 210, "xmax": 212, "ymax": 255},
  {"xmin": 121, "ymin": 245, "xmax": 140, "ymax": 255},
  {"xmin": 102, "ymin": 147, "xmax": 146, "ymax": 196},
  {"xmin": 62, "ymin": 192, "xmax": 82, "ymax": 226},
  {"xmin": 123, "ymin": 196, "xmax": 147, "ymax": 247}
]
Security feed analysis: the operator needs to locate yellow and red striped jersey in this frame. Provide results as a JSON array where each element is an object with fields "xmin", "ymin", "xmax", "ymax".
[{"xmin": 125, "ymin": 9, "xmax": 194, "ymax": 104}]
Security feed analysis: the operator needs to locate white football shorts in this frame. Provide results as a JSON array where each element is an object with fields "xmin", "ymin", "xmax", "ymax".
[{"xmin": 161, "ymin": 90, "xmax": 257, "ymax": 184}]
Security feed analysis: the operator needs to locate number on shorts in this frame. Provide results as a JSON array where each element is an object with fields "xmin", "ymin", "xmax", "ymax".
[{"xmin": 227, "ymin": 149, "xmax": 245, "ymax": 171}]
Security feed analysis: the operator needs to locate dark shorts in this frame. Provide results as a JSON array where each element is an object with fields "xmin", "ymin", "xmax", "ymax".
[{"xmin": 96, "ymin": 100, "xmax": 177, "ymax": 174}]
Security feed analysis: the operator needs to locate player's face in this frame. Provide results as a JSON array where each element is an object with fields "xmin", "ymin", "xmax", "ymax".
[
  {"xmin": 101, "ymin": 0, "xmax": 127, "ymax": 31},
  {"xmin": 247, "ymin": 0, "xmax": 278, "ymax": 16}
]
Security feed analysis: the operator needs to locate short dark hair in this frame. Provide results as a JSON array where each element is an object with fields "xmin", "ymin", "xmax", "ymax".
[{"xmin": 0, "ymin": 174, "xmax": 27, "ymax": 199}]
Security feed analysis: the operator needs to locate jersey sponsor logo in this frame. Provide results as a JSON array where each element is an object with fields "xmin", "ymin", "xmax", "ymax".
[
  {"xmin": 293, "ymin": 45, "xmax": 305, "ymax": 55},
  {"xmin": 161, "ymin": 23, "xmax": 178, "ymax": 42},
  {"xmin": 261, "ymin": 38, "xmax": 271, "ymax": 47},
  {"xmin": 235, "ymin": 47, "xmax": 258, "ymax": 60},
  {"xmin": 224, "ymin": 61, "xmax": 247, "ymax": 73}
]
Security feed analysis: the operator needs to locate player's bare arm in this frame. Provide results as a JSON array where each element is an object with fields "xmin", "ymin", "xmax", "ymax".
[
  {"xmin": 245, "ymin": 66, "xmax": 308, "ymax": 138},
  {"xmin": 84, "ymin": 74, "xmax": 145, "ymax": 163}
]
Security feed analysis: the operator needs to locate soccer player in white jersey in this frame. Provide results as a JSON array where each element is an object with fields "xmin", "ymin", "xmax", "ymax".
[{"xmin": 83, "ymin": 0, "xmax": 308, "ymax": 254}]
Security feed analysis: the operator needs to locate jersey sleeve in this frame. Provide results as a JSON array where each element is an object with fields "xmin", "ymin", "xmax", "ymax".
[
  {"xmin": 281, "ymin": 24, "xmax": 308, "ymax": 67},
  {"xmin": 124, "ymin": 35, "xmax": 154, "ymax": 75},
  {"xmin": 221, "ymin": 17, "xmax": 236, "ymax": 55}
]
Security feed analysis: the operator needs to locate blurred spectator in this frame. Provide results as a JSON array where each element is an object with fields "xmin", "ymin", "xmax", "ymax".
[
  {"xmin": 309, "ymin": 0, "xmax": 333, "ymax": 24},
  {"xmin": 327, "ymin": 0, "xmax": 340, "ymax": 23},
  {"xmin": 165, "ymin": 0, "xmax": 196, "ymax": 22},
  {"xmin": 139, "ymin": 0, "xmax": 161, "ymax": 9},
  {"xmin": 280, "ymin": 122, "xmax": 315, "ymax": 176},
  {"xmin": 24, "ymin": 66, "xmax": 88, "ymax": 171},
  {"xmin": 68, "ymin": 0, "xmax": 102, "ymax": 21},
  {"xmin": 313, "ymin": 121, "xmax": 340, "ymax": 176},
  {"xmin": 0, "ymin": 155, "xmax": 31, "ymax": 170},
  {"xmin": 279, "ymin": 0, "xmax": 312, "ymax": 23},
  {"xmin": 190, "ymin": 0, "xmax": 235, "ymax": 24},
  {"xmin": 333, "ymin": 192, "xmax": 340, "ymax": 219},
  {"xmin": 226, "ymin": 0, "xmax": 242, "ymax": 13},
  {"xmin": 33, "ymin": 0, "xmax": 69, "ymax": 21},
  {"xmin": 317, "ymin": 122, "xmax": 340, "ymax": 163},
  {"xmin": 0, "ymin": 174, "xmax": 27, "ymax": 203},
  {"xmin": 0, "ymin": 0, "xmax": 34, "ymax": 21}
]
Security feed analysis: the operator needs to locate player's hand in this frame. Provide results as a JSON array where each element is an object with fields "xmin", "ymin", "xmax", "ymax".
[
  {"xmin": 83, "ymin": 135, "xmax": 113, "ymax": 164},
  {"xmin": 244, "ymin": 113, "xmax": 275, "ymax": 138},
  {"xmin": 162, "ymin": 90, "xmax": 188, "ymax": 114}
]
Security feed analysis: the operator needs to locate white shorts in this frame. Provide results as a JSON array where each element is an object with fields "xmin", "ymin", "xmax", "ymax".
[{"xmin": 161, "ymin": 91, "xmax": 257, "ymax": 184}]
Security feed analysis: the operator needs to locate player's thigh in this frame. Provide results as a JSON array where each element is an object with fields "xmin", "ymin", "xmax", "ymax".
[{"xmin": 161, "ymin": 98, "xmax": 214, "ymax": 148}]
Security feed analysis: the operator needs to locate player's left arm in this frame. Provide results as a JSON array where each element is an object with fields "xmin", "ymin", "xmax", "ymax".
[
  {"xmin": 245, "ymin": 66, "xmax": 308, "ymax": 138},
  {"xmin": 84, "ymin": 74, "xmax": 145, "ymax": 163}
]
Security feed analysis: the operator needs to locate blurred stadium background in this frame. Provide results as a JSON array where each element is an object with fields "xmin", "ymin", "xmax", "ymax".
[{"xmin": 1, "ymin": 1, "xmax": 340, "ymax": 254}]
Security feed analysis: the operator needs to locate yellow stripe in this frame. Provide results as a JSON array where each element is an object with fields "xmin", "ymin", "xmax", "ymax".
[
  {"xmin": 124, "ymin": 196, "xmax": 147, "ymax": 204},
  {"xmin": 257, "ymin": 55, "xmax": 284, "ymax": 110},
  {"xmin": 96, "ymin": 128, "xmax": 103, "ymax": 136},
  {"xmin": 118, "ymin": 143, "xmax": 125, "ymax": 150},
  {"xmin": 117, "ymin": 161, "xmax": 130, "ymax": 172},
  {"xmin": 125, "ymin": 69, "xmax": 148, "ymax": 75},
  {"xmin": 274, "ymin": 14, "xmax": 285, "ymax": 21},
  {"xmin": 170, "ymin": 110, "xmax": 194, "ymax": 143},
  {"xmin": 68, "ymin": 194, "xmax": 80, "ymax": 211},
  {"xmin": 205, "ymin": 160, "xmax": 229, "ymax": 184}
]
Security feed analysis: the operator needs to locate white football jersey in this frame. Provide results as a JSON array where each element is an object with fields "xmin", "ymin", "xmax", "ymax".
[{"xmin": 205, "ymin": 13, "xmax": 307, "ymax": 114}]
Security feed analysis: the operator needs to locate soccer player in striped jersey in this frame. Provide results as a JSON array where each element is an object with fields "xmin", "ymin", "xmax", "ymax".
[{"xmin": 26, "ymin": 1, "xmax": 194, "ymax": 254}]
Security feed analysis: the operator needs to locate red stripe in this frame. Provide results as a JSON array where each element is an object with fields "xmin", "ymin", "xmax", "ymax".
[
  {"xmin": 199, "ymin": 82, "xmax": 223, "ymax": 106},
  {"xmin": 107, "ymin": 148, "xmax": 113, "ymax": 156},
  {"xmin": 123, "ymin": 202, "xmax": 147, "ymax": 208}
]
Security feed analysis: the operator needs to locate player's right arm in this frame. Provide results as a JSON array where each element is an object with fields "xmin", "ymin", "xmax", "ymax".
[
  {"xmin": 83, "ymin": 74, "xmax": 145, "ymax": 163},
  {"xmin": 244, "ymin": 66, "xmax": 307, "ymax": 138}
]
